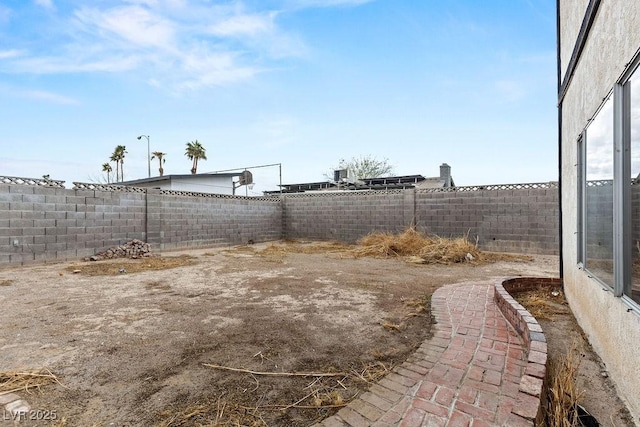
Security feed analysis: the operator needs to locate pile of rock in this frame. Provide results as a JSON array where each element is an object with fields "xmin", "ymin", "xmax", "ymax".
[{"xmin": 86, "ymin": 239, "xmax": 152, "ymax": 261}]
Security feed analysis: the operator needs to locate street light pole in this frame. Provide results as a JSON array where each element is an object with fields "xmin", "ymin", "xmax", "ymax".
[{"xmin": 137, "ymin": 135, "xmax": 150, "ymax": 178}]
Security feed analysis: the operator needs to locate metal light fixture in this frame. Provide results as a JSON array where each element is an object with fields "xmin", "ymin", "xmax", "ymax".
[{"xmin": 137, "ymin": 135, "xmax": 150, "ymax": 178}]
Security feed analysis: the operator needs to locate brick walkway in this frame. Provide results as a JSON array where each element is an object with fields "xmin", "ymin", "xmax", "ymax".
[{"xmin": 315, "ymin": 283, "xmax": 542, "ymax": 427}]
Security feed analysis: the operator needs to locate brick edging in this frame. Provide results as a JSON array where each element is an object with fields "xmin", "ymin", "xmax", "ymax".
[{"xmin": 494, "ymin": 277, "xmax": 562, "ymax": 425}]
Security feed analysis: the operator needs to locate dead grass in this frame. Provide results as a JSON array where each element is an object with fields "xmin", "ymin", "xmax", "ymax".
[
  {"xmin": 353, "ymin": 228, "xmax": 531, "ymax": 264},
  {"xmin": 540, "ymin": 341, "xmax": 583, "ymax": 427},
  {"xmin": 516, "ymin": 287, "xmax": 569, "ymax": 320},
  {"xmin": 220, "ymin": 228, "xmax": 533, "ymax": 266},
  {"xmin": 380, "ymin": 294, "xmax": 431, "ymax": 333},
  {"xmin": 261, "ymin": 241, "xmax": 352, "ymax": 256},
  {"xmin": 0, "ymin": 369, "xmax": 61, "ymax": 395},
  {"xmin": 158, "ymin": 399, "xmax": 267, "ymax": 427},
  {"xmin": 157, "ymin": 361, "xmax": 393, "ymax": 427},
  {"xmin": 514, "ymin": 290, "xmax": 587, "ymax": 426},
  {"xmin": 218, "ymin": 245, "xmax": 258, "ymax": 257},
  {"xmin": 258, "ymin": 228, "xmax": 531, "ymax": 265},
  {"xmin": 0, "ymin": 279, "xmax": 13, "ymax": 286},
  {"xmin": 65, "ymin": 255, "xmax": 197, "ymax": 276},
  {"xmin": 404, "ymin": 295, "xmax": 430, "ymax": 313}
]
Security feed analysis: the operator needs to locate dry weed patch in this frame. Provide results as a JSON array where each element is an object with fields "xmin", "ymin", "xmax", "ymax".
[
  {"xmin": 219, "ymin": 228, "xmax": 533, "ymax": 267},
  {"xmin": 158, "ymin": 399, "xmax": 267, "ymax": 427},
  {"xmin": 514, "ymin": 289, "xmax": 607, "ymax": 426},
  {"xmin": 354, "ymin": 228, "xmax": 481, "ymax": 264},
  {"xmin": 540, "ymin": 341, "xmax": 583, "ymax": 427},
  {"xmin": 380, "ymin": 294, "xmax": 431, "ymax": 332},
  {"xmin": 352, "ymin": 228, "xmax": 530, "ymax": 264},
  {"xmin": 183, "ymin": 361, "xmax": 392, "ymax": 426},
  {"xmin": 516, "ymin": 287, "xmax": 569, "ymax": 320},
  {"xmin": 0, "ymin": 369, "xmax": 61, "ymax": 395},
  {"xmin": 257, "ymin": 228, "xmax": 532, "ymax": 265},
  {"xmin": 65, "ymin": 255, "xmax": 196, "ymax": 276},
  {"xmin": 155, "ymin": 361, "xmax": 393, "ymax": 426},
  {"xmin": 0, "ymin": 279, "xmax": 13, "ymax": 287},
  {"xmin": 261, "ymin": 241, "xmax": 352, "ymax": 256},
  {"xmin": 219, "ymin": 245, "xmax": 258, "ymax": 256}
]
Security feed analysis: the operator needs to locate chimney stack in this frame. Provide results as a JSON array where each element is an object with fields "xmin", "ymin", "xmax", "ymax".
[{"xmin": 440, "ymin": 163, "xmax": 452, "ymax": 187}]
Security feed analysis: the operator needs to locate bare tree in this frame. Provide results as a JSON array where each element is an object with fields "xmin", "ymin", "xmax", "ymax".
[{"xmin": 329, "ymin": 155, "xmax": 394, "ymax": 180}]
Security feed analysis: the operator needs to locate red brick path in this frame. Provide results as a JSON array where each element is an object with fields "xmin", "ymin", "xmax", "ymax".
[{"xmin": 315, "ymin": 283, "xmax": 540, "ymax": 427}]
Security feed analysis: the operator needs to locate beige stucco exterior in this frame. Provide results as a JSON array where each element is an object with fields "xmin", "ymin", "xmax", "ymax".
[
  {"xmin": 121, "ymin": 173, "xmax": 239, "ymax": 195},
  {"xmin": 560, "ymin": 1, "xmax": 640, "ymax": 423}
]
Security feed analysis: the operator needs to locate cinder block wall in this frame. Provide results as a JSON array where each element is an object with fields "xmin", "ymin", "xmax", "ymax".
[
  {"xmin": 283, "ymin": 186, "xmax": 559, "ymax": 255},
  {"xmin": 415, "ymin": 187, "xmax": 559, "ymax": 254},
  {"xmin": 149, "ymin": 190, "xmax": 282, "ymax": 250},
  {"xmin": 0, "ymin": 185, "xmax": 147, "ymax": 264},
  {"xmin": 0, "ymin": 182, "xmax": 559, "ymax": 265},
  {"xmin": 282, "ymin": 190, "xmax": 413, "ymax": 242},
  {"xmin": 0, "ymin": 185, "xmax": 282, "ymax": 265}
]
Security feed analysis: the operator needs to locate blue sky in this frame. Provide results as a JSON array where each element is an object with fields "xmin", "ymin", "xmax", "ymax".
[{"xmin": 0, "ymin": 0, "xmax": 557, "ymax": 195}]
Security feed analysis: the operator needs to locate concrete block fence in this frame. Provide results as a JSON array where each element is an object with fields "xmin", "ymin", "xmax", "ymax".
[
  {"xmin": 281, "ymin": 184, "xmax": 559, "ymax": 255},
  {"xmin": 414, "ymin": 187, "xmax": 559, "ymax": 254},
  {"xmin": 0, "ymin": 179, "xmax": 559, "ymax": 265},
  {"xmin": 0, "ymin": 184, "xmax": 281, "ymax": 265},
  {"xmin": 282, "ymin": 190, "xmax": 413, "ymax": 242}
]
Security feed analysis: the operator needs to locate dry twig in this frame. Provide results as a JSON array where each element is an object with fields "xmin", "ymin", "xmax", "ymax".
[{"xmin": 203, "ymin": 363, "xmax": 346, "ymax": 377}]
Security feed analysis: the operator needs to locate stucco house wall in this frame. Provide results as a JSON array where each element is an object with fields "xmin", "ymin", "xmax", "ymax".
[
  {"xmin": 162, "ymin": 176, "xmax": 235, "ymax": 195},
  {"xmin": 121, "ymin": 173, "xmax": 239, "ymax": 195},
  {"xmin": 559, "ymin": 1, "xmax": 640, "ymax": 422}
]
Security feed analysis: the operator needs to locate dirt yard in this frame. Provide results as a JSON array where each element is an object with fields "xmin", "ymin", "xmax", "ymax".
[{"xmin": 0, "ymin": 241, "xmax": 630, "ymax": 426}]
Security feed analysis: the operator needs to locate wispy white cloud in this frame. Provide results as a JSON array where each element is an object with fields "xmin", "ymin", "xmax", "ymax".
[
  {"xmin": 0, "ymin": 2, "xmax": 286, "ymax": 92},
  {"xmin": 0, "ymin": 50, "xmax": 23, "ymax": 59},
  {"xmin": 0, "ymin": 0, "xmax": 370, "ymax": 92},
  {"xmin": 208, "ymin": 12, "xmax": 276, "ymax": 37},
  {"xmin": 205, "ymin": 8, "xmax": 307, "ymax": 58},
  {"xmin": 175, "ymin": 49, "xmax": 261, "ymax": 91},
  {"xmin": 73, "ymin": 5, "xmax": 176, "ymax": 48},
  {"xmin": 34, "ymin": 0, "xmax": 55, "ymax": 10}
]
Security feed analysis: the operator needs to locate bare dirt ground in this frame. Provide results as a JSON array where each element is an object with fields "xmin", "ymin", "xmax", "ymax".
[{"xmin": 0, "ymin": 241, "xmax": 631, "ymax": 426}]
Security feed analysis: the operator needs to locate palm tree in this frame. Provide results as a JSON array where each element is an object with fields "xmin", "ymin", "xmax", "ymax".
[
  {"xmin": 151, "ymin": 151, "xmax": 166, "ymax": 177},
  {"xmin": 102, "ymin": 163, "xmax": 113, "ymax": 183},
  {"xmin": 109, "ymin": 152, "xmax": 120, "ymax": 182},
  {"xmin": 185, "ymin": 140, "xmax": 207, "ymax": 174},
  {"xmin": 110, "ymin": 145, "xmax": 127, "ymax": 182}
]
